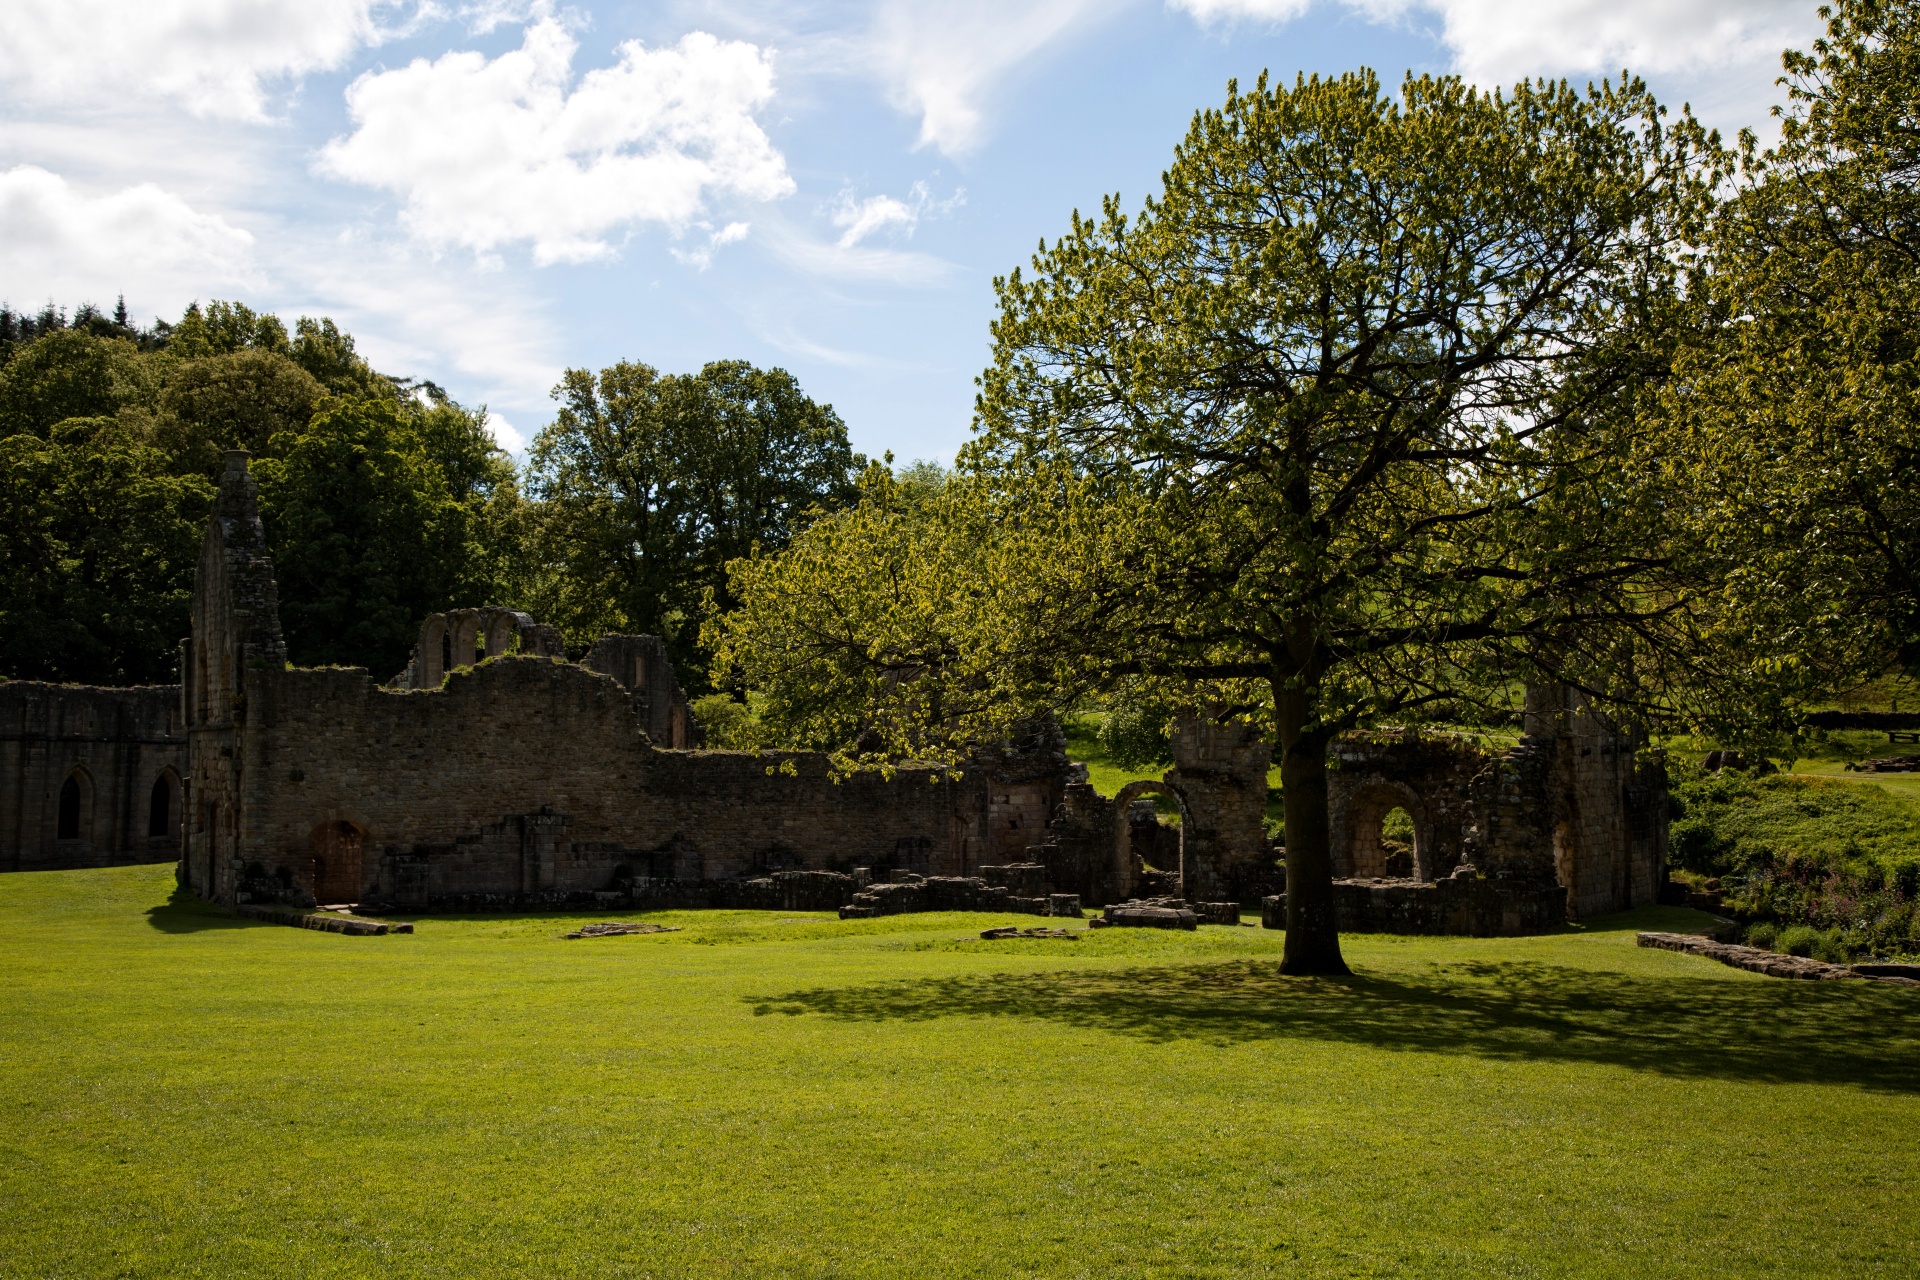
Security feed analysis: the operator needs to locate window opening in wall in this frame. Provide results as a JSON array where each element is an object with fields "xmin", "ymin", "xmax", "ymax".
[
  {"xmin": 149, "ymin": 776, "xmax": 173, "ymax": 838},
  {"xmin": 442, "ymin": 632, "xmax": 453, "ymax": 678},
  {"xmin": 57, "ymin": 776, "xmax": 82, "ymax": 840},
  {"xmin": 1380, "ymin": 807, "xmax": 1415, "ymax": 877}
]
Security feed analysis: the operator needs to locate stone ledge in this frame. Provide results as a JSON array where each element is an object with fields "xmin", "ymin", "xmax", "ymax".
[
  {"xmin": 1636, "ymin": 932, "xmax": 1920, "ymax": 986},
  {"xmin": 235, "ymin": 904, "xmax": 414, "ymax": 936}
]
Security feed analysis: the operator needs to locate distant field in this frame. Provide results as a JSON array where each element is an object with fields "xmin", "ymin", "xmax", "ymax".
[
  {"xmin": 2, "ymin": 865, "xmax": 1917, "ymax": 1278},
  {"xmin": 1787, "ymin": 759, "xmax": 1920, "ymax": 807}
]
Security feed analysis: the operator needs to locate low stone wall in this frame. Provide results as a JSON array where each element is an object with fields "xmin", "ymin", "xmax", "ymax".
[
  {"xmin": 1261, "ymin": 870, "xmax": 1567, "ymax": 936},
  {"xmin": 1637, "ymin": 932, "xmax": 1920, "ymax": 985}
]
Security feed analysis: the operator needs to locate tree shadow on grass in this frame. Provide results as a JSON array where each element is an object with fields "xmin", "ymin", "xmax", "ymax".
[
  {"xmin": 145, "ymin": 886, "xmax": 266, "ymax": 933},
  {"xmin": 747, "ymin": 959, "xmax": 1920, "ymax": 1094}
]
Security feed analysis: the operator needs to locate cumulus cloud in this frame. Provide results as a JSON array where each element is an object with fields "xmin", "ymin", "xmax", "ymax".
[
  {"xmin": 0, "ymin": 165, "xmax": 256, "ymax": 316},
  {"xmin": 0, "ymin": 0, "xmax": 399, "ymax": 120},
  {"xmin": 1170, "ymin": 0, "xmax": 1820, "ymax": 128},
  {"xmin": 1385, "ymin": 0, "xmax": 1815, "ymax": 86},
  {"xmin": 829, "ymin": 181, "xmax": 963, "ymax": 248},
  {"xmin": 868, "ymin": 0, "xmax": 1118, "ymax": 154},
  {"xmin": 317, "ymin": 18, "xmax": 794, "ymax": 266}
]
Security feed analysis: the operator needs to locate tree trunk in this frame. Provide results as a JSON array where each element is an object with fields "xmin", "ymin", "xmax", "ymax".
[{"xmin": 1275, "ymin": 677, "xmax": 1349, "ymax": 976}]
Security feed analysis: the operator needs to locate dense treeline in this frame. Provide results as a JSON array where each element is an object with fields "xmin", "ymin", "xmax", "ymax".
[{"xmin": 0, "ymin": 301, "xmax": 864, "ymax": 686}]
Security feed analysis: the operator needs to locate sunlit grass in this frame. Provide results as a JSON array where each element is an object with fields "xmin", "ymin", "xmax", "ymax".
[{"xmin": 2, "ymin": 864, "xmax": 1917, "ymax": 1278}]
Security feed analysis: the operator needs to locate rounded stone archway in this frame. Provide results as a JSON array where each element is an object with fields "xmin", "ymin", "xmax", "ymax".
[
  {"xmin": 1111, "ymin": 780, "xmax": 1189, "ymax": 897},
  {"xmin": 1331, "ymin": 779, "xmax": 1431, "ymax": 880}
]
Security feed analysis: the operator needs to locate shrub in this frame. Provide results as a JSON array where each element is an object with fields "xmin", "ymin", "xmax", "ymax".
[
  {"xmin": 1778, "ymin": 925, "xmax": 1822, "ymax": 957},
  {"xmin": 1667, "ymin": 819, "xmax": 1727, "ymax": 873},
  {"xmin": 1813, "ymin": 930, "xmax": 1852, "ymax": 965},
  {"xmin": 1745, "ymin": 921, "xmax": 1779, "ymax": 950},
  {"xmin": 1896, "ymin": 860, "xmax": 1920, "ymax": 899},
  {"xmin": 1096, "ymin": 695, "xmax": 1173, "ymax": 770}
]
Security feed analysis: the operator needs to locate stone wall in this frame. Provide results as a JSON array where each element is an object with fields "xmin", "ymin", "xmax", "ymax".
[
  {"xmin": 219, "ymin": 656, "xmax": 996, "ymax": 907},
  {"xmin": 1325, "ymin": 689, "xmax": 1668, "ymax": 921},
  {"xmin": 178, "ymin": 453, "xmax": 1072, "ymax": 910},
  {"xmin": 1261, "ymin": 867, "xmax": 1568, "ymax": 937},
  {"xmin": 583, "ymin": 634, "xmax": 701, "ymax": 748},
  {"xmin": 0, "ymin": 682, "xmax": 186, "ymax": 870}
]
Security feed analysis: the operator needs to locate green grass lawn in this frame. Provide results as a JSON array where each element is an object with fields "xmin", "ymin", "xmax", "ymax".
[{"xmin": 4, "ymin": 866, "xmax": 1919, "ymax": 1278}]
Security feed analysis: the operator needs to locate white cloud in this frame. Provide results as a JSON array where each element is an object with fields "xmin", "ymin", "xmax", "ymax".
[
  {"xmin": 1169, "ymin": 0, "xmax": 1311, "ymax": 22},
  {"xmin": 1170, "ymin": 0, "xmax": 1821, "ymax": 131},
  {"xmin": 671, "ymin": 219, "xmax": 752, "ymax": 269},
  {"xmin": 829, "ymin": 181, "xmax": 963, "ymax": 248},
  {"xmin": 0, "ymin": 165, "xmax": 256, "ymax": 316},
  {"xmin": 758, "ymin": 213, "xmax": 962, "ymax": 287},
  {"xmin": 287, "ymin": 233, "xmax": 565, "ymax": 417},
  {"xmin": 483, "ymin": 411, "xmax": 526, "ymax": 451},
  {"xmin": 0, "ymin": 0, "xmax": 399, "ymax": 121},
  {"xmin": 318, "ymin": 18, "xmax": 794, "ymax": 266},
  {"xmin": 1386, "ymin": 0, "xmax": 1815, "ymax": 87},
  {"xmin": 868, "ymin": 0, "xmax": 1119, "ymax": 154}
]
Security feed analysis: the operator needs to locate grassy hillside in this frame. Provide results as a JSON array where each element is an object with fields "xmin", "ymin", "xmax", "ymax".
[{"xmin": 2, "ymin": 865, "xmax": 1917, "ymax": 1278}]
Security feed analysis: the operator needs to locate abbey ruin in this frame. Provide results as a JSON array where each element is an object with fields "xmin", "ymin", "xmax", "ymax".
[{"xmin": 0, "ymin": 451, "xmax": 1669, "ymax": 930}]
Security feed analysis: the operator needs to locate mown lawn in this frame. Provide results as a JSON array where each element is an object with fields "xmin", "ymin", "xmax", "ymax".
[{"xmin": 2, "ymin": 866, "xmax": 1917, "ymax": 1279}]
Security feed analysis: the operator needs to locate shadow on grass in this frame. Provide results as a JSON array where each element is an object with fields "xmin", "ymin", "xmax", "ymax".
[
  {"xmin": 144, "ymin": 886, "xmax": 264, "ymax": 933},
  {"xmin": 747, "ymin": 959, "xmax": 1920, "ymax": 1093}
]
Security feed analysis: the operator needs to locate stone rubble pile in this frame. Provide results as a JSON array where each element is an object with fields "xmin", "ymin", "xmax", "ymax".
[
  {"xmin": 837, "ymin": 869, "xmax": 1083, "ymax": 919},
  {"xmin": 561, "ymin": 921, "xmax": 682, "ymax": 939},
  {"xmin": 978, "ymin": 926, "xmax": 1078, "ymax": 940}
]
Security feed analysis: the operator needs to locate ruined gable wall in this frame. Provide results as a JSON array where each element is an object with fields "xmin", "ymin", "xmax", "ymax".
[{"xmin": 0, "ymin": 683, "xmax": 185, "ymax": 871}]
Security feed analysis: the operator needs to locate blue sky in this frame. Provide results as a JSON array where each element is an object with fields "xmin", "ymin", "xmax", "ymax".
[{"xmin": 0, "ymin": 0, "xmax": 1824, "ymax": 463}]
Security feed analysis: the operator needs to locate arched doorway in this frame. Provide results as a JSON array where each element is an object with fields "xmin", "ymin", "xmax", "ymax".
[
  {"xmin": 56, "ymin": 769, "xmax": 91, "ymax": 842},
  {"xmin": 1112, "ymin": 780, "xmax": 1187, "ymax": 898},
  {"xmin": 148, "ymin": 771, "xmax": 180, "ymax": 840},
  {"xmin": 1334, "ymin": 782, "xmax": 1430, "ymax": 880},
  {"xmin": 310, "ymin": 821, "xmax": 367, "ymax": 905}
]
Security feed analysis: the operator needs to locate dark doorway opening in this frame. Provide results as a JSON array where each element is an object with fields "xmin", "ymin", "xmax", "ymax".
[
  {"xmin": 311, "ymin": 821, "xmax": 366, "ymax": 904},
  {"xmin": 57, "ymin": 776, "xmax": 82, "ymax": 840},
  {"xmin": 149, "ymin": 776, "xmax": 173, "ymax": 838}
]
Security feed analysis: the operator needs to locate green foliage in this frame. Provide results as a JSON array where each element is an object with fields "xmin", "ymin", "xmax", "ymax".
[
  {"xmin": 1095, "ymin": 689, "xmax": 1173, "ymax": 770},
  {"xmin": 689, "ymin": 692, "xmax": 759, "ymax": 749},
  {"xmin": 0, "ymin": 298, "xmax": 522, "ymax": 682},
  {"xmin": 1661, "ymin": 0, "xmax": 1920, "ymax": 716},
  {"xmin": 1670, "ymin": 766, "xmax": 1920, "ymax": 957},
  {"xmin": 0, "ymin": 417, "xmax": 213, "ymax": 683},
  {"xmin": 154, "ymin": 350, "xmax": 325, "ymax": 480},
  {"xmin": 255, "ymin": 396, "xmax": 499, "ymax": 675},
  {"xmin": 528, "ymin": 359, "xmax": 864, "ymax": 690},
  {"xmin": 1669, "ymin": 768, "xmax": 1920, "ymax": 873},
  {"xmin": 0, "ymin": 330, "xmax": 155, "ymax": 439}
]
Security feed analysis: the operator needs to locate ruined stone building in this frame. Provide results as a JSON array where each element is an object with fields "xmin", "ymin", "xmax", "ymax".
[
  {"xmin": 0, "ymin": 683, "xmax": 184, "ymax": 872},
  {"xmin": 1, "ymin": 450, "xmax": 1665, "ymax": 934}
]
